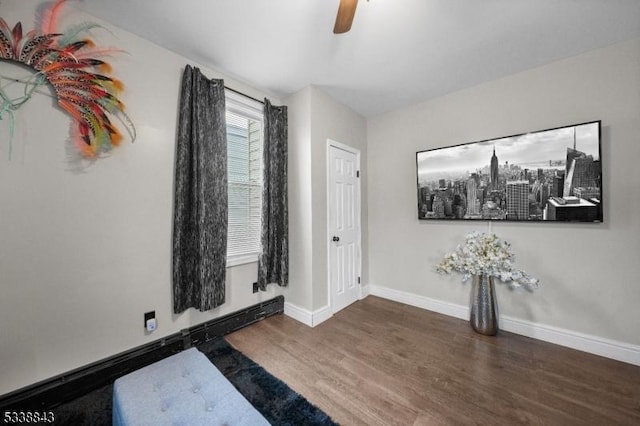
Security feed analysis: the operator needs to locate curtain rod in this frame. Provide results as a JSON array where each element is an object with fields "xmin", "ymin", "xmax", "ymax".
[{"xmin": 224, "ymin": 86, "xmax": 264, "ymax": 105}]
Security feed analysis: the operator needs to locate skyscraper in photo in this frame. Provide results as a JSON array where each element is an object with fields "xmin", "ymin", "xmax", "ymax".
[
  {"xmin": 490, "ymin": 145, "xmax": 499, "ymax": 190},
  {"xmin": 466, "ymin": 174, "xmax": 481, "ymax": 217},
  {"xmin": 551, "ymin": 173, "xmax": 565, "ymax": 197},
  {"xmin": 432, "ymin": 193, "xmax": 445, "ymax": 218},
  {"xmin": 564, "ymin": 147, "xmax": 598, "ymax": 197},
  {"xmin": 506, "ymin": 180, "xmax": 529, "ymax": 220}
]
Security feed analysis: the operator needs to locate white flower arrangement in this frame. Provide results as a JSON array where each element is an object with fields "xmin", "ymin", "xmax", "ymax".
[{"xmin": 436, "ymin": 231, "xmax": 539, "ymax": 290}]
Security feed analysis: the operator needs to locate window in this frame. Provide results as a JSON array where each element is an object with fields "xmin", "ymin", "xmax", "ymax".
[{"xmin": 225, "ymin": 90, "xmax": 263, "ymax": 266}]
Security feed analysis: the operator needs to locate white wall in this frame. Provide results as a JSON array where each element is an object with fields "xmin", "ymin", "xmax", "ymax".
[
  {"xmin": 367, "ymin": 39, "xmax": 640, "ymax": 353},
  {"xmin": 0, "ymin": 0, "xmax": 283, "ymax": 395}
]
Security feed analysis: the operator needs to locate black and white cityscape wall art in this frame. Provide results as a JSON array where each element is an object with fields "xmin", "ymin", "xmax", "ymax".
[{"xmin": 416, "ymin": 121, "xmax": 602, "ymax": 222}]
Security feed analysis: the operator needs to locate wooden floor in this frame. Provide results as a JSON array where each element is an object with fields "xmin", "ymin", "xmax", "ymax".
[{"xmin": 227, "ymin": 296, "xmax": 640, "ymax": 426}]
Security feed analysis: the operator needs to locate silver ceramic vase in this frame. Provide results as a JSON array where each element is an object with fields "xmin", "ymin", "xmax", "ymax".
[{"xmin": 469, "ymin": 274, "xmax": 498, "ymax": 335}]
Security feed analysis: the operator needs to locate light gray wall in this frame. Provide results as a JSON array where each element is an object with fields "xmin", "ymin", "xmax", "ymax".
[
  {"xmin": 309, "ymin": 87, "xmax": 368, "ymax": 311},
  {"xmin": 0, "ymin": 0, "xmax": 283, "ymax": 395},
  {"xmin": 284, "ymin": 86, "xmax": 368, "ymax": 312},
  {"xmin": 367, "ymin": 38, "xmax": 640, "ymax": 347},
  {"xmin": 3, "ymin": 0, "xmax": 636, "ymax": 397},
  {"xmin": 283, "ymin": 87, "xmax": 313, "ymax": 309}
]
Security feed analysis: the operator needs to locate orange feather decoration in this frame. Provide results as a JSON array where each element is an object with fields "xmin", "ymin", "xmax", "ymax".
[
  {"xmin": 40, "ymin": 0, "xmax": 68, "ymax": 36},
  {"xmin": 0, "ymin": 0, "xmax": 135, "ymax": 157}
]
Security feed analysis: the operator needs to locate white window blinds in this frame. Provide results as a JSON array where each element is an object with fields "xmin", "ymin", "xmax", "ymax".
[{"xmin": 225, "ymin": 91, "xmax": 263, "ymax": 264}]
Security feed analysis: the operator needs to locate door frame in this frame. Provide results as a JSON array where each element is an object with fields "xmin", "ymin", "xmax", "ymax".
[{"xmin": 326, "ymin": 139, "xmax": 362, "ymax": 314}]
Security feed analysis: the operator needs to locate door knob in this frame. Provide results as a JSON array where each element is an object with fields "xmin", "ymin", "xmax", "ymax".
[{"xmin": 332, "ymin": 236, "xmax": 340, "ymax": 242}]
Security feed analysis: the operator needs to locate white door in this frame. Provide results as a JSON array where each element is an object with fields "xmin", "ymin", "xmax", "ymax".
[{"xmin": 328, "ymin": 142, "xmax": 361, "ymax": 314}]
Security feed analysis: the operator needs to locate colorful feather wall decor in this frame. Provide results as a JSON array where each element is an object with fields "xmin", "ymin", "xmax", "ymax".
[{"xmin": 0, "ymin": 0, "xmax": 135, "ymax": 157}]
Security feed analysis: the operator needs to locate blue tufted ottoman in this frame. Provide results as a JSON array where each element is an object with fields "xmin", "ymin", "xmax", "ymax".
[{"xmin": 112, "ymin": 347, "xmax": 269, "ymax": 426}]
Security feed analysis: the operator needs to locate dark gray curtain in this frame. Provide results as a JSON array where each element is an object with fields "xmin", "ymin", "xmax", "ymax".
[
  {"xmin": 257, "ymin": 99, "xmax": 288, "ymax": 290},
  {"xmin": 172, "ymin": 65, "xmax": 227, "ymax": 313}
]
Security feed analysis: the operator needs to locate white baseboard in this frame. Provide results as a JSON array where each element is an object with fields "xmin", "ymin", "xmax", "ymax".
[
  {"xmin": 284, "ymin": 302, "xmax": 333, "ymax": 328},
  {"xmin": 284, "ymin": 284, "xmax": 372, "ymax": 327},
  {"xmin": 359, "ymin": 284, "xmax": 371, "ymax": 299},
  {"xmin": 312, "ymin": 305, "xmax": 333, "ymax": 326},
  {"xmin": 501, "ymin": 315, "xmax": 640, "ymax": 366},
  {"xmin": 369, "ymin": 285, "xmax": 640, "ymax": 367},
  {"xmin": 370, "ymin": 284, "xmax": 468, "ymax": 321}
]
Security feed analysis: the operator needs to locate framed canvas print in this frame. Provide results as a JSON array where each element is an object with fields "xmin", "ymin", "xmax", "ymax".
[{"xmin": 416, "ymin": 121, "xmax": 602, "ymax": 222}]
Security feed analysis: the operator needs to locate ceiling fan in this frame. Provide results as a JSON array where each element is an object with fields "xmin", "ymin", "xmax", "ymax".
[{"xmin": 333, "ymin": 0, "xmax": 364, "ymax": 34}]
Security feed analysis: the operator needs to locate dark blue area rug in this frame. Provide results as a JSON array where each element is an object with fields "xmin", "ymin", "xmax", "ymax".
[
  {"xmin": 49, "ymin": 338, "xmax": 337, "ymax": 425},
  {"xmin": 199, "ymin": 338, "xmax": 338, "ymax": 426}
]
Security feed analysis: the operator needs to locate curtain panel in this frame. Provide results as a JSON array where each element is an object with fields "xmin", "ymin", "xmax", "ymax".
[
  {"xmin": 172, "ymin": 65, "xmax": 228, "ymax": 313},
  {"xmin": 257, "ymin": 99, "xmax": 288, "ymax": 290}
]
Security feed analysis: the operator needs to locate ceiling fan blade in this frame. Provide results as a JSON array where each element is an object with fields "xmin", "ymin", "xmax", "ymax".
[{"xmin": 333, "ymin": 0, "xmax": 358, "ymax": 34}]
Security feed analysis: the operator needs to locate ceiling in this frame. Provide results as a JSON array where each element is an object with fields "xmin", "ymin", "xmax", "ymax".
[{"xmin": 77, "ymin": 0, "xmax": 640, "ymax": 117}]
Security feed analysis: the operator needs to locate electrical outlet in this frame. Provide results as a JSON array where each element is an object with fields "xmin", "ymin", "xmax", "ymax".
[
  {"xmin": 146, "ymin": 318, "xmax": 157, "ymax": 332},
  {"xmin": 144, "ymin": 311, "xmax": 156, "ymax": 332}
]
